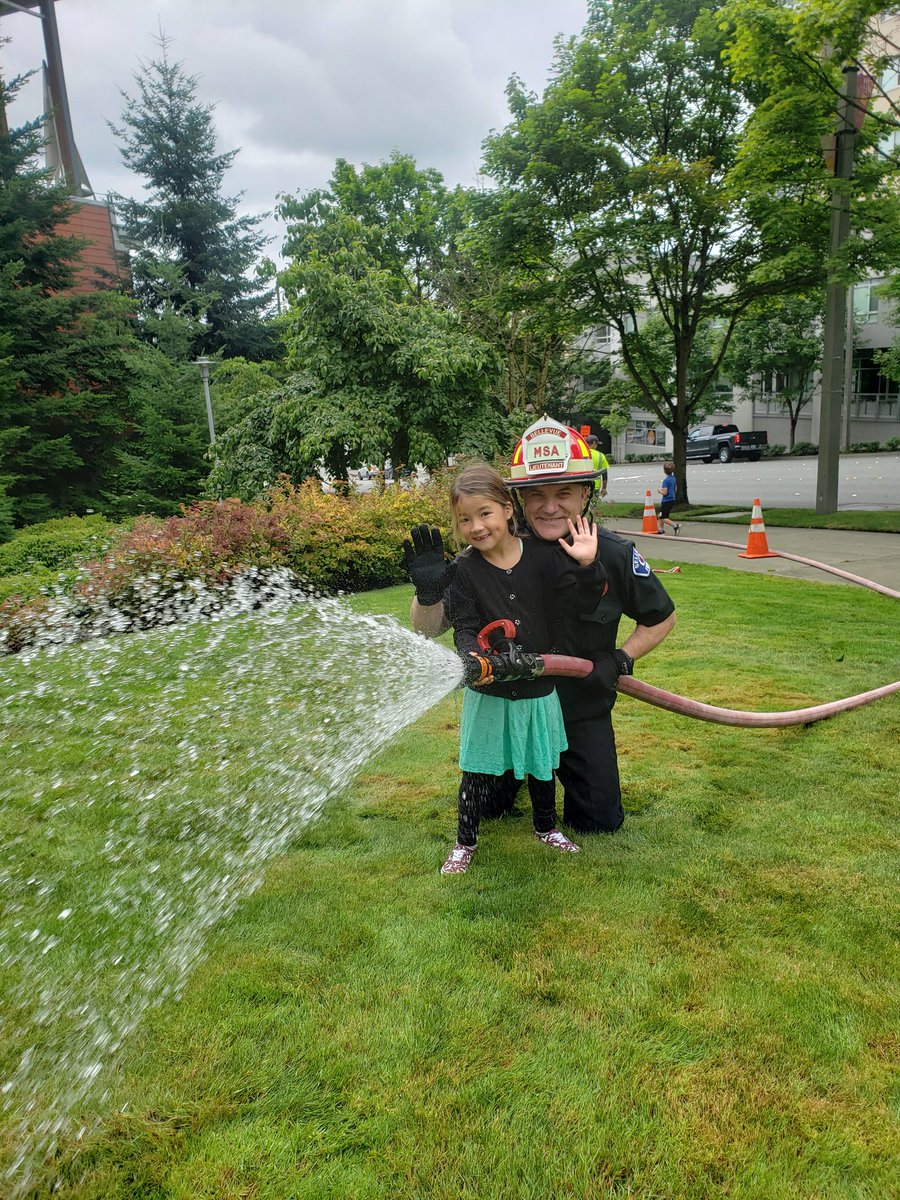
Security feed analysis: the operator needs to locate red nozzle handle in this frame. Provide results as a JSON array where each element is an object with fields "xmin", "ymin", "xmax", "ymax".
[{"xmin": 477, "ymin": 618, "xmax": 517, "ymax": 651}]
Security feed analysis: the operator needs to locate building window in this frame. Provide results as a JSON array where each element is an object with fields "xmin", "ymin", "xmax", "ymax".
[
  {"xmin": 877, "ymin": 126, "xmax": 900, "ymax": 159},
  {"xmin": 593, "ymin": 323, "xmax": 612, "ymax": 347},
  {"xmin": 880, "ymin": 59, "xmax": 900, "ymax": 92},
  {"xmin": 626, "ymin": 418, "xmax": 665, "ymax": 446},
  {"xmin": 852, "ymin": 282, "xmax": 880, "ymax": 324},
  {"xmin": 753, "ymin": 396, "xmax": 789, "ymax": 416},
  {"xmin": 851, "ymin": 348, "xmax": 900, "ymax": 419}
]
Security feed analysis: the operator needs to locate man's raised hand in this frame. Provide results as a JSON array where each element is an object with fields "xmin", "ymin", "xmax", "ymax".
[{"xmin": 559, "ymin": 514, "xmax": 598, "ymax": 566}]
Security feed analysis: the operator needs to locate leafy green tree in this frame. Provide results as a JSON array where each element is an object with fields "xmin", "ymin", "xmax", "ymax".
[
  {"xmin": 442, "ymin": 186, "xmax": 591, "ymax": 421},
  {"xmin": 720, "ymin": 0, "xmax": 900, "ymax": 272},
  {"xmin": 0, "ymin": 65, "xmax": 134, "ymax": 525},
  {"xmin": 277, "ymin": 156, "xmax": 504, "ymax": 477},
  {"xmin": 110, "ymin": 37, "xmax": 275, "ymax": 361},
  {"xmin": 209, "ymin": 357, "xmax": 283, "ymax": 433},
  {"xmin": 481, "ymin": 0, "xmax": 900, "ymax": 500},
  {"xmin": 205, "ymin": 385, "xmax": 298, "ymax": 503},
  {"xmin": 724, "ymin": 296, "xmax": 824, "ymax": 448}
]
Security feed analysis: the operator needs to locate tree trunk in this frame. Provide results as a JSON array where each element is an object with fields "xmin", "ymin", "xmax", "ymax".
[{"xmin": 674, "ymin": 338, "xmax": 691, "ymax": 506}]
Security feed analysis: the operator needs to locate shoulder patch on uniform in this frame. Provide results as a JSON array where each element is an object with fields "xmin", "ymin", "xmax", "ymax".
[{"xmin": 632, "ymin": 548, "xmax": 651, "ymax": 577}]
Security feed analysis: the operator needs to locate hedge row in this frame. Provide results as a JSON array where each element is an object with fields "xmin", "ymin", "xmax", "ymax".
[{"xmin": 0, "ymin": 478, "xmax": 453, "ymax": 654}]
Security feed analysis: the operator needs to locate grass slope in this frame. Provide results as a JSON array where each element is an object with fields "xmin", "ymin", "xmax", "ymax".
[
  {"xmin": 599, "ymin": 504, "xmax": 900, "ymax": 533},
  {"xmin": 3, "ymin": 571, "xmax": 899, "ymax": 1199}
]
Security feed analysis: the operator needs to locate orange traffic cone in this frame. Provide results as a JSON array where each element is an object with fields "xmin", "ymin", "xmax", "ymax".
[
  {"xmin": 738, "ymin": 498, "xmax": 779, "ymax": 559},
  {"xmin": 641, "ymin": 490, "xmax": 659, "ymax": 534}
]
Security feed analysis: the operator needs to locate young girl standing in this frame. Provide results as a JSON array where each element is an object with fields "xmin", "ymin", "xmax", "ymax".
[{"xmin": 441, "ymin": 464, "xmax": 605, "ymax": 875}]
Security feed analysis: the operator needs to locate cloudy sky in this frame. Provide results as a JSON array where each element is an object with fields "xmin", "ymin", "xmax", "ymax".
[{"xmin": 2, "ymin": 0, "xmax": 590, "ymax": 253}]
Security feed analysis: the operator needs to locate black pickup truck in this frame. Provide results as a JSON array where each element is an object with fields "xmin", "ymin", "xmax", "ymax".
[{"xmin": 685, "ymin": 423, "xmax": 768, "ymax": 464}]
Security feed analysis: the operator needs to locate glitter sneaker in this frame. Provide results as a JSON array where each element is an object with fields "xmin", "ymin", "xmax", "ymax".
[
  {"xmin": 441, "ymin": 843, "xmax": 476, "ymax": 874},
  {"xmin": 534, "ymin": 829, "xmax": 580, "ymax": 853}
]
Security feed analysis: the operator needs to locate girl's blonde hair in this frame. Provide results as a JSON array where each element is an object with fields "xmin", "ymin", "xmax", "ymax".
[{"xmin": 449, "ymin": 463, "xmax": 517, "ymax": 546}]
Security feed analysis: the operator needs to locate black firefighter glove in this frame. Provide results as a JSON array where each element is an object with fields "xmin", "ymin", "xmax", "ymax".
[
  {"xmin": 589, "ymin": 649, "xmax": 635, "ymax": 692},
  {"xmin": 402, "ymin": 524, "xmax": 456, "ymax": 606}
]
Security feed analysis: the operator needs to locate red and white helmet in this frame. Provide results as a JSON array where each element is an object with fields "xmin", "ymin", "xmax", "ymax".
[{"xmin": 509, "ymin": 415, "xmax": 603, "ymax": 488}]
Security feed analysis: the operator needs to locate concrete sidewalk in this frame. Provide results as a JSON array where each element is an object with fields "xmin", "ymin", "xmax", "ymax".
[{"xmin": 608, "ymin": 518, "xmax": 900, "ymax": 592}]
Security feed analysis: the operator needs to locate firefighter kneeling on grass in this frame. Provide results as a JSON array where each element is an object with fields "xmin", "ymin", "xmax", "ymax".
[{"xmin": 406, "ymin": 416, "xmax": 677, "ymax": 833}]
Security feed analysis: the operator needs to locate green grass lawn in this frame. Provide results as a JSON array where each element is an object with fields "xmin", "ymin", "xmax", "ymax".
[
  {"xmin": 599, "ymin": 503, "xmax": 900, "ymax": 533},
  {"xmin": 2, "ymin": 569, "xmax": 899, "ymax": 1199}
]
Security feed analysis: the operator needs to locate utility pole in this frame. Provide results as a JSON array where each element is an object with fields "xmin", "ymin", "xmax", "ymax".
[
  {"xmin": 841, "ymin": 286, "xmax": 855, "ymax": 452},
  {"xmin": 816, "ymin": 66, "xmax": 858, "ymax": 514}
]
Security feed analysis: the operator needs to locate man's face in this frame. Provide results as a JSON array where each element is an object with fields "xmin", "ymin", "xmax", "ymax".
[{"xmin": 520, "ymin": 483, "xmax": 590, "ymax": 542}]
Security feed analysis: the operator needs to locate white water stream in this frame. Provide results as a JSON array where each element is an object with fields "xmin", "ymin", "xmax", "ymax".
[{"xmin": 0, "ymin": 572, "xmax": 460, "ymax": 1196}]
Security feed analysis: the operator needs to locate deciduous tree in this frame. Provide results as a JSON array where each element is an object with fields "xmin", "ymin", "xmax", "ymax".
[
  {"xmin": 724, "ymin": 296, "xmax": 824, "ymax": 448},
  {"xmin": 276, "ymin": 156, "xmax": 503, "ymax": 477},
  {"xmin": 482, "ymin": 0, "xmax": 900, "ymax": 499}
]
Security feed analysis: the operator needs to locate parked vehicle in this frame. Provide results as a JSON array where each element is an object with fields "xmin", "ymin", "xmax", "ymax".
[{"xmin": 686, "ymin": 423, "xmax": 768, "ymax": 464}]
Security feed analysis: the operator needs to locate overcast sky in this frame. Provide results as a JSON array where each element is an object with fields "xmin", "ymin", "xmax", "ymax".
[{"xmin": 2, "ymin": 0, "xmax": 590, "ymax": 254}]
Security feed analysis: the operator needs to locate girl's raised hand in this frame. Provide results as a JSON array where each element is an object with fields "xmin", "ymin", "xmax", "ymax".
[{"xmin": 559, "ymin": 514, "xmax": 598, "ymax": 566}]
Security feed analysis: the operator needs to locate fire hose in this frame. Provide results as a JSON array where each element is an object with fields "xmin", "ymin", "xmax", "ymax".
[
  {"xmin": 466, "ymin": 619, "xmax": 597, "ymax": 686},
  {"xmin": 473, "ymin": 582, "xmax": 899, "ymax": 728}
]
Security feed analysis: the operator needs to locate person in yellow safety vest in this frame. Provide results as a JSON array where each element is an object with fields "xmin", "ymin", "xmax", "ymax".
[{"xmin": 586, "ymin": 435, "xmax": 609, "ymax": 497}]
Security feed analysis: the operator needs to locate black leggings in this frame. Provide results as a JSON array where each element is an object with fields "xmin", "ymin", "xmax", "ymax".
[{"xmin": 457, "ymin": 771, "xmax": 556, "ymax": 847}]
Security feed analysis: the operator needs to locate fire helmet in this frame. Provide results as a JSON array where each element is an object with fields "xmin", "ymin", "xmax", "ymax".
[{"xmin": 509, "ymin": 415, "xmax": 604, "ymax": 489}]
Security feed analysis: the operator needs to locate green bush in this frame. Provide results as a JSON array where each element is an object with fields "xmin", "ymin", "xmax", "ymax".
[
  {"xmin": 268, "ymin": 476, "xmax": 450, "ymax": 591},
  {"xmin": 789, "ymin": 441, "xmax": 818, "ymax": 456},
  {"xmin": 884, "ymin": 436, "xmax": 900, "ymax": 451},
  {"xmin": 848, "ymin": 441, "xmax": 882, "ymax": 453},
  {"xmin": 0, "ymin": 515, "xmax": 121, "ymax": 576},
  {"xmin": 0, "ymin": 567, "xmax": 59, "ymax": 605},
  {"xmin": 764, "ymin": 444, "xmax": 787, "ymax": 458}
]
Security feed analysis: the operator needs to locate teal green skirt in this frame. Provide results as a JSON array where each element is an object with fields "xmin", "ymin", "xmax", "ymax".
[{"xmin": 459, "ymin": 689, "xmax": 568, "ymax": 781}]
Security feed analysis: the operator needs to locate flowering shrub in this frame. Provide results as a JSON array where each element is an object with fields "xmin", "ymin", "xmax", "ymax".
[
  {"xmin": 268, "ymin": 477, "xmax": 448, "ymax": 590},
  {"xmin": 0, "ymin": 477, "xmax": 455, "ymax": 653}
]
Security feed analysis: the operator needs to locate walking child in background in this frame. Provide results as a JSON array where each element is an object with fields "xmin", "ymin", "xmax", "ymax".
[
  {"xmin": 657, "ymin": 461, "xmax": 680, "ymax": 535},
  {"xmin": 441, "ymin": 465, "xmax": 607, "ymax": 875}
]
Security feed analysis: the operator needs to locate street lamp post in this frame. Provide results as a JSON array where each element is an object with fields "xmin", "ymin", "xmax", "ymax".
[{"xmin": 194, "ymin": 356, "xmax": 216, "ymax": 446}]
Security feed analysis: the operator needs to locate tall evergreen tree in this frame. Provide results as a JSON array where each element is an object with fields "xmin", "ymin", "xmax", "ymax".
[
  {"xmin": 108, "ymin": 346, "xmax": 210, "ymax": 517},
  {"xmin": 110, "ymin": 37, "xmax": 275, "ymax": 361},
  {"xmin": 0, "ymin": 63, "xmax": 132, "ymax": 526}
]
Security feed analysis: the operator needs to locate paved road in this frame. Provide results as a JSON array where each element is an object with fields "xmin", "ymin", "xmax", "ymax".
[
  {"xmin": 610, "ymin": 518, "xmax": 900, "ymax": 591},
  {"xmin": 608, "ymin": 452, "xmax": 900, "ymax": 510}
]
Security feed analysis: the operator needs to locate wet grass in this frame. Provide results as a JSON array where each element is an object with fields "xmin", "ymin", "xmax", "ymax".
[{"xmin": 3, "ymin": 569, "xmax": 899, "ymax": 1199}]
